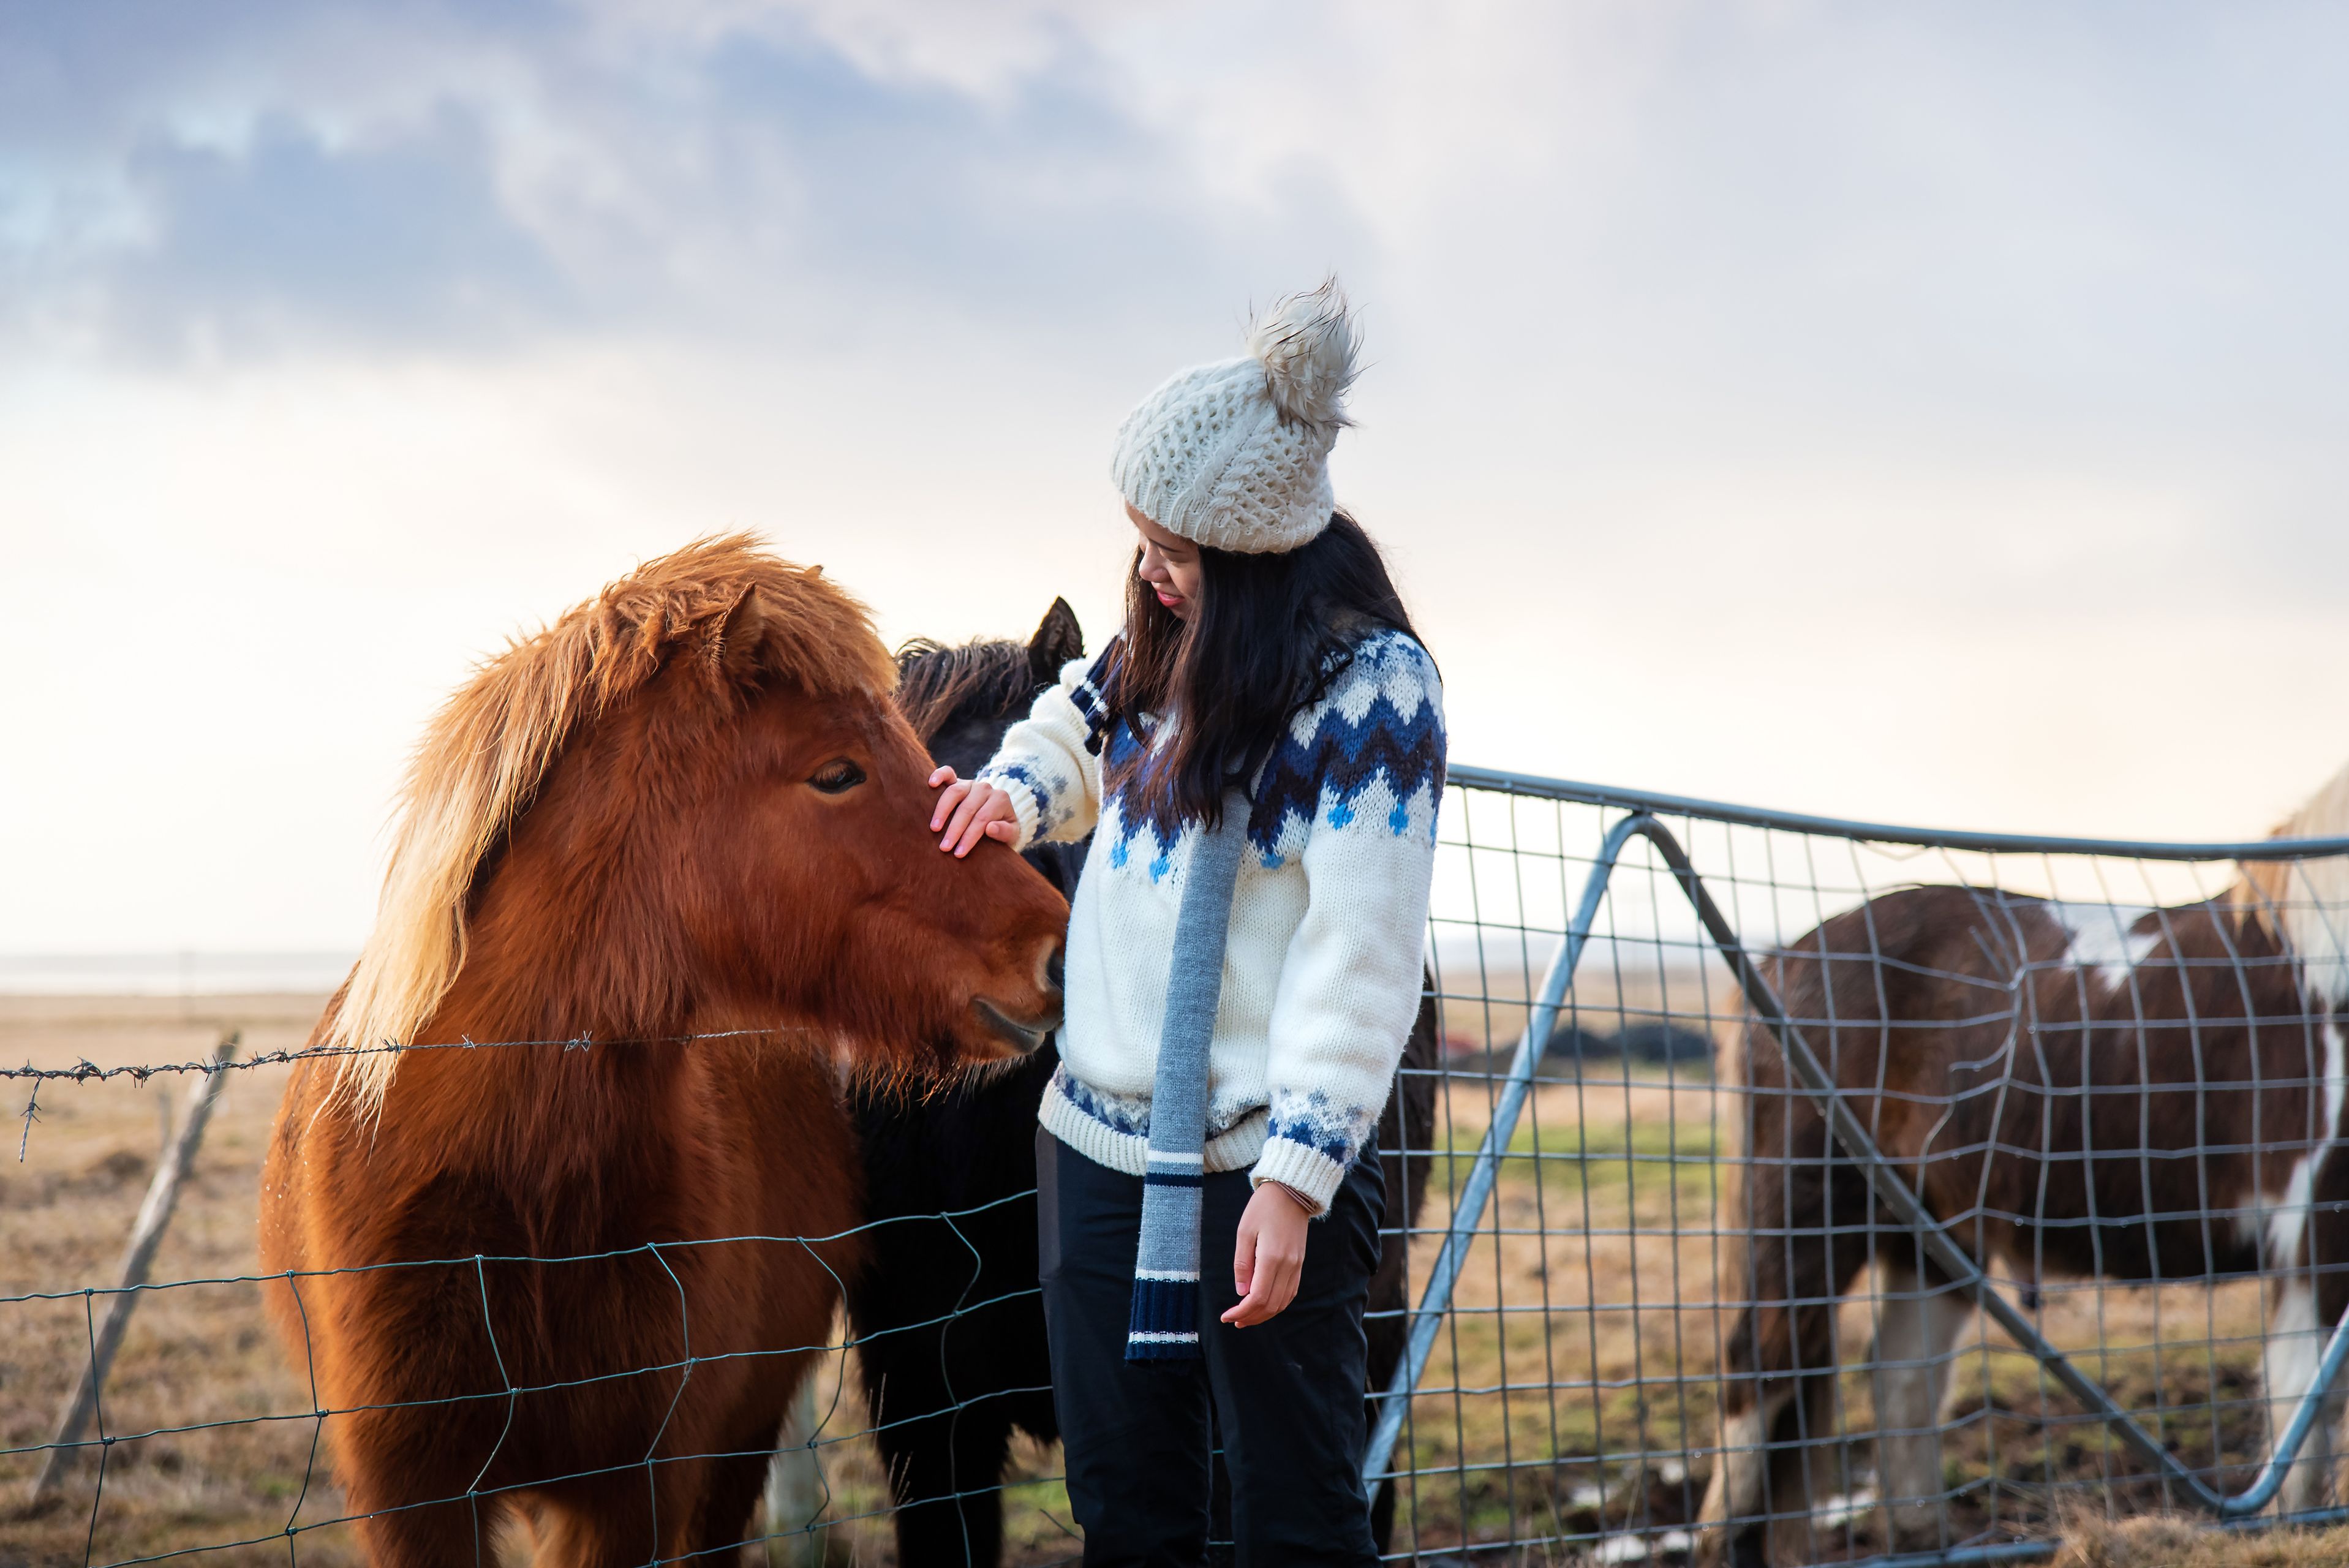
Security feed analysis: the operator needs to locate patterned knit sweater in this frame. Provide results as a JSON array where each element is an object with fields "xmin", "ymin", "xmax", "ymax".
[{"xmin": 978, "ymin": 628, "xmax": 1446, "ymax": 1213}]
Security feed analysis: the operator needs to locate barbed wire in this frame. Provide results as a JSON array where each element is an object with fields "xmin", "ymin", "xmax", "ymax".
[{"xmin": 4, "ymin": 1023, "xmax": 836, "ymax": 1086}]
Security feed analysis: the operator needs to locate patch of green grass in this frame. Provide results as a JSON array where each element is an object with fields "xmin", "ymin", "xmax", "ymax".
[
  {"xmin": 1510, "ymin": 1116, "xmax": 1721, "ymax": 1162},
  {"xmin": 1425, "ymin": 1117, "xmax": 1722, "ymax": 1213}
]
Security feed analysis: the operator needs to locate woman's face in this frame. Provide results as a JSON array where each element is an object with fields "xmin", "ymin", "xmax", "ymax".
[{"xmin": 1128, "ymin": 504, "xmax": 1202, "ymax": 619}]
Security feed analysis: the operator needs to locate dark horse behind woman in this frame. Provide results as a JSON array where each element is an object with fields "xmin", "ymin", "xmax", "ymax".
[
  {"xmin": 848, "ymin": 600, "xmax": 1443, "ymax": 1565},
  {"xmin": 259, "ymin": 540, "xmax": 1069, "ymax": 1568},
  {"xmin": 1699, "ymin": 763, "xmax": 2349, "ymax": 1567}
]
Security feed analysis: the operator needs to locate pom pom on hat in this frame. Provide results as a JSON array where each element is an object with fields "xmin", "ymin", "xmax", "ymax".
[
  {"xmin": 1110, "ymin": 277, "xmax": 1361, "ymax": 555},
  {"xmin": 1245, "ymin": 282, "xmax": 1359, "ymax": 431}
]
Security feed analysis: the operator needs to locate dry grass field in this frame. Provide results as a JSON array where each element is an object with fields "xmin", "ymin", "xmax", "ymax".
[
  {"xmin": 2054, "ymin": 1513, "xmax": 2349, "ymax": 1568},
  {"xmin": 0, "ymin": 990, "xmax": 2318, "ymax": 1568},
  {"xmin": 1, "ymin": 993, "xmax": 333, "ymax": 1568}
]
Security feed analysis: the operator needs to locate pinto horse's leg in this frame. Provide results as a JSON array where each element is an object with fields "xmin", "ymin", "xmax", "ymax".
[
  {"xmin": 1699, "ymin": 1172, "xmax": 1866, "ymax": 1567},
  {"xmin": 2266, "ymin": 1272, "xmax": 2349, "ymax": 1517},
  {"xmin": 2268, "ymin": 1241, "xmax": 2349, "ymax": 1517},
  {"xmin": 1701, "ymin": 967, "xmax": 1898, "ymax": 1568},
  {"xmin": 1699, "ymin": 1314, "xmax": 1847, "ymax": 1568},
  {"xmin": 1699, "ymin": 1365, "xmax": 1790, "ymax": 1568},
  {"xmin": 1762, "ymin": 1308, "xmax": 1854, "ymax": 1568},
  {"xmin": 2269, "ymin": 1012, "xmax": 2349, "ymax": 1519},
  {"xmin": 1702, "ymin": 1205, "xmax": 1876, "ymax": 1564},
  {"xmin": 1700, "ymin": 1126, "xmax": 1790, "ymax": 1568},
  {"xmin": 1869, "ymin": 1257, "xmax": 1967, "ymax": 1545}
]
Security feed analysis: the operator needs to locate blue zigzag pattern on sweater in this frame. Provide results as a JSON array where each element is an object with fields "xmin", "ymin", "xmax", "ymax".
[
  {"xmin": 1099, "ymin": 718, "xmax": 1169, "ymax": 876},
  {"xmin": 1093, "ymin": 630, "xmax": 1443, "ymax": 874},
  {"xmin": 1068, "ymin": 644, "xmax": 1118, "ymax": 756},
  {"xmin": 1243, "ymin": 633, "xmax": 1444, "ymax": 861},
  {"xmin": 1050, "ymin": 1064, "xmax": 1266, "ymax": 1144},
  {"xmin": 1267, "ymin": 1088, "xmax": 1382, "ymax": 1169}
]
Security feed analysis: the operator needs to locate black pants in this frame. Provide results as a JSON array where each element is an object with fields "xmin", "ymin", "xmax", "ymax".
[{"xmin": 1038, "ymin": 1130, "xmax": 1384, "ymax": 1567}]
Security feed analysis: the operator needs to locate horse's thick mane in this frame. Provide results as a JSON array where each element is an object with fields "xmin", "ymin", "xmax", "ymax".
[
  {"xmin": 328, "ymin": 535, "xmax": 895, "ymax": 1118},
  {"xmin": 2237, "ymin": 757, "xmax": 2349, "ymax": 1009},
  {"xmin": 892, "ymin": 635, "xmax": 1034, "ymax": 740}
]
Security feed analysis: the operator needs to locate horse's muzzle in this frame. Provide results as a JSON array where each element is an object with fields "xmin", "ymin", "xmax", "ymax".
[{"xmin": 973, "ymin": 995, "xmax": 1061, "ymax": 1055}]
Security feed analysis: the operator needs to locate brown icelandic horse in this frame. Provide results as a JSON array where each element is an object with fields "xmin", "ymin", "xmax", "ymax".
[
  {"xmin": 1700, "ymin": 763, "xmax": 2349, "ymax": 1567},
  {"xmin": 258, "ymin": 538, "xmax": 1068, "ymax": 1568}
]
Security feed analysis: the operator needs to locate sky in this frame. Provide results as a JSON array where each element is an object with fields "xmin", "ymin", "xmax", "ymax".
[{"xmin": 2, "ymin": 1, "xmax": 2345, "ymax": 954}]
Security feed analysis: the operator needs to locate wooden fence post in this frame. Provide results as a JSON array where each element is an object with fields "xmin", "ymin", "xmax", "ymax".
[{"xmin": 29, "ymin": 1030, "xmax": 239, "ymax": 1504}]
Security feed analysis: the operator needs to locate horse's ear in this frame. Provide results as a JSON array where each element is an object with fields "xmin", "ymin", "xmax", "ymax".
[
  {"xmin": 717, "ymin": 586, "xmax": 776, "ymax": 681},
  {"xmin": 1029, "ymin": 597, "xmax": 1084, "ymax": 683}
]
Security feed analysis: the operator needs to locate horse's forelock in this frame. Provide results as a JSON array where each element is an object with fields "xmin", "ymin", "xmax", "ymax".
[{"xmin": 326, "ymin": 535, "xmax": 892, "ymax": 1119}]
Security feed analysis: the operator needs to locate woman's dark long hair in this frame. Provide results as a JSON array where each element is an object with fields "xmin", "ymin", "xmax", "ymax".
[{"xmin": 1104, "ymin": 511, "xmax": 1425, "ymax": 828}]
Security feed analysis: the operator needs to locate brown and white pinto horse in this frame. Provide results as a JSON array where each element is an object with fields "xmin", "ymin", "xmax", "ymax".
[
  {"xmin": 259, "ymin": 538, "xmax": 1068, "ymax": 1568},
  {"xmin": 1700, "ymin": 764, "xmax": 2349, "ymax": 1567}
]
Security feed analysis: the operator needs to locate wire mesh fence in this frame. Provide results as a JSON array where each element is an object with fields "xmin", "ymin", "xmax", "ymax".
[{"xmin": 6, "ymin": 764, "xmax": 2349, "ymax": 1567}]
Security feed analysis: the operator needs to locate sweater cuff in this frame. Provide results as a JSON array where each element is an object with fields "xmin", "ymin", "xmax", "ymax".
[
  {"xmin": 977, "ymin": 766, "xmax": 1043, "ymax": 851},
  {"xmin": 1249, "ymin": 1137, "xmax": 1345, "ymax": 1218}
]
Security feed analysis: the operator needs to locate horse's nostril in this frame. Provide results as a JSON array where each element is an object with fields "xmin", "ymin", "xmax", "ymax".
[{"xmin": 1046, "ymin": 948, "xmax": 1066, "ymax": 994}]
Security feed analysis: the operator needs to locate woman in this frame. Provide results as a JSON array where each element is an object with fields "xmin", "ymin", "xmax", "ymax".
[{"xmin": 928, "ymin": 279, "xmax": 1445, "ymax": 1566}]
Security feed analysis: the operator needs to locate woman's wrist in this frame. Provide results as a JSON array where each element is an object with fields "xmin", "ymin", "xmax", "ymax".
[{"xmin": 1265, "ymin": 1179, "xmax": 1314, "ymax": 1213}]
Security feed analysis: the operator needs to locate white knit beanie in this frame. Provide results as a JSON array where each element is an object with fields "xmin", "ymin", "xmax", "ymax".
[{"xmin": 1110, "ymin": 278, "xmax": 1361, "ymax": 555}]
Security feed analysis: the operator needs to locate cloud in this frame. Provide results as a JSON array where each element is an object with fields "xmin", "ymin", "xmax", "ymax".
[
  {"xmin": 97, "ymin": 107, "xmax": 570, "ymax": 352},
  {"xmin": 0, "ymin": 1, "xmax": 1373, "ymax": 363}
]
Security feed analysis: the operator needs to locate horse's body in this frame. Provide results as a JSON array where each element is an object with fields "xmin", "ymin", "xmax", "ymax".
[
  {"xmin": 259, "ymin": 540, "xmax": 1068, "ymax": 1568},
  {"xmin": 1702, "ymin": 765, "xmax": 2349, "ymax": 1567},
  {"xmin": 850, "ymin": 602, "xmax": 1441, "ymax": 1564}
]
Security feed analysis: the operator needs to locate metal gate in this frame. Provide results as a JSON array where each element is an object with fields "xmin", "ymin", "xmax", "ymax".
[{"xmin": 1368, "ymin": 766, "xmax": 2349, "ymax": 1565}]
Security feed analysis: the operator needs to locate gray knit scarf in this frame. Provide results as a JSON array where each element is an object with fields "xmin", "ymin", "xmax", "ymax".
[{"xmin": 1124, "ymin": 794, "xmax": 1249, "ymax": 1362}]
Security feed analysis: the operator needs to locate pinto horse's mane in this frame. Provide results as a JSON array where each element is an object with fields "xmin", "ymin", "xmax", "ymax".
[
  {"xmin": 2237, "ymin": 756, "xmax": 2349, "ymax": 1009},
  {"xmin": 2267, "ymin": 758, "xmax": 2349, "ymax": 843},
  {"xmin": 328, "ymin": 535, "xmax": 895, "ymax": 1117}
]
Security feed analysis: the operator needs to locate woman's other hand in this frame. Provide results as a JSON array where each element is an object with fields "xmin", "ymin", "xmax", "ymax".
[
  {"xmin": 928, "ymin": 766, "xmax": 1021, "ymax": 857},
  {"xmin": 1222, "ymin": 1182, "xmax": 1311, "ymax": 1327}
]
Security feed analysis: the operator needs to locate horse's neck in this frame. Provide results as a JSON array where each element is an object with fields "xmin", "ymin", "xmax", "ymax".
[
  {"xmin": 420, "ymin": 842, "xmax": 834, "ymax": 1125},
  {"xmin": 428, "ymin": 965, "xmax": 672, "ymax": 1064}
]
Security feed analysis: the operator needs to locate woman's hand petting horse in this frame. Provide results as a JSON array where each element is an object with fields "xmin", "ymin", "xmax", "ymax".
[
  {"xmin": 1224, "ymin": 1182, "xmax": 1311, "ymax": 1327},
  {"xmin": 929, "ymin": 766, "xmax": 1021, "ymax": 856}
]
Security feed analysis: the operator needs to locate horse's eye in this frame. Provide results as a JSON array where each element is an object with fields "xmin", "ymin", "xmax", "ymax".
[{"xmin": 810, "ymin": 760, "xmax": 865, "ymax": 795}]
